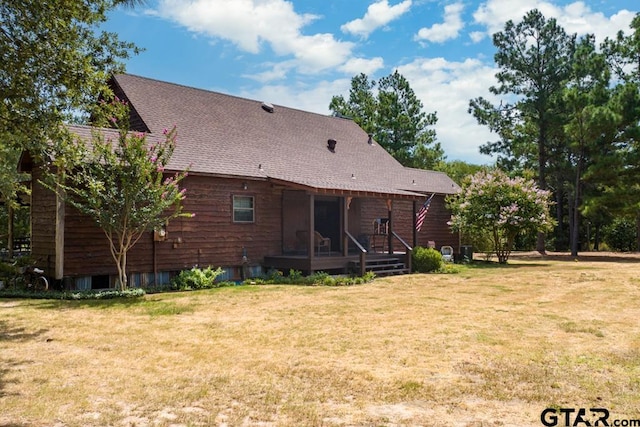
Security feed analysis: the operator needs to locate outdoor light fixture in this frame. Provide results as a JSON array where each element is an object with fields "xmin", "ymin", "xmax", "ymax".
[
  {"xmin": 242, "ymin": 182, "xmax": 248, "ymax": 190},
  {"xmin": 154, "ymin": 224, "xmax": 167, "ymax": 242}
]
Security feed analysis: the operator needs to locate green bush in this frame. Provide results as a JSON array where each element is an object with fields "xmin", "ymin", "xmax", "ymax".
[
  {"xmin": 249, "ymin": 269, "xmax": 376, "ymax": 286},
  {"xmin": 603, "ymin": 218, "xmax": 637, "ymax": 252},
  {"xmin": 0, "ymin": 288, "xmax": 146, "ymax": 300},
  {"xmin": 412, "ymin": 246, "xmax": 443, "ymax": 273},
  {"xmin": 171, "ymin": 266, "xmax": 225, "ymax": 290}
]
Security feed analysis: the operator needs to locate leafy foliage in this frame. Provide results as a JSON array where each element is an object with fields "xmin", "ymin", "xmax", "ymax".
[
  {"xmin": 54, "ymin": 100, "xmax": 191, "ymax": 290},
  {"xmin": 448, "ymin": 170, "xmax": 554, "ymax": 263},
  {"xmin": 603, "ymin": 218, "xmax": 637, "ymax": 252},
  {"xmin": 330, "ymin": 71, "xmax": 443, "ymax": 169},
  {"xmin": 0, "ymin": 287, "xmax": 145, "ymax": 300},
  {"xmin": 252, "ymin": 269, "xmax": 376, "ymax": 286},
  {"xmin": 171, "ymin": 266, "xmax": 226, "ymax": 290},
  {"xmin": 0, "ymin": 0, "xmax": 140, "ymax": 252},
  {"xmin": 411, "ymin": 246, "xmax": 444, "ymax": 273}
]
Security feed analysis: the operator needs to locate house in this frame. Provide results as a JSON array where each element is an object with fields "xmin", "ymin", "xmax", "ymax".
[{"xmin": 20, "ymin": 74, "xmax": 460, "ymax": 290}]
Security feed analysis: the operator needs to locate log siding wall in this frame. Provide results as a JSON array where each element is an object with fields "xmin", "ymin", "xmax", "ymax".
[
  {"xmin": 357, "ymin": 195, "xmax": 458, "ymax": 253},
  {"xmin": 48, "ymin": 170, "xmax": 457, "ymax": 285},
  {"xmin": 62, "ymin": 175, "xmax": 283, "ymax": 279}
]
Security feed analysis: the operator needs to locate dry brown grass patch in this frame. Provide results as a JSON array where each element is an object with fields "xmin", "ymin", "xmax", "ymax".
[{"xmin": 1, "ymin": 253, "xmax": 640, "ymax": 425}]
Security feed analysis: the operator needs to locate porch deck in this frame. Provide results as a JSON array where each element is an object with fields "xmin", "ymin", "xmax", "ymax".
[{"xmin": 264, "ymin": 251, "xmax": 410, "ymax": 275}]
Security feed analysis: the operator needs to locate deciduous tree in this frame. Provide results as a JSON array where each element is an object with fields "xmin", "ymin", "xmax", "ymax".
[
  {"xmin": 447, "ymin": 170, "xmax": 553, "ymax": 263},
  {"xmin": 55, "ymin": 101, "xmax": 191, "ymax": 290}
]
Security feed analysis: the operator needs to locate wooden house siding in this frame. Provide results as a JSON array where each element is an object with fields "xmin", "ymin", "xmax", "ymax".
[
  {"xmin": 414, "ymin": 195, "xmax": 458, "ymax": 251},
  {"xmin": 357, "ymin": 195, "xmax": 458, "ymax": 253},
  {"xmin": 62, "ymin": 175, "xmax": 283, "ymax": 279}
]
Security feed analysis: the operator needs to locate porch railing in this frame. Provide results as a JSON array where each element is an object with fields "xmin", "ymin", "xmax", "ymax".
[
  {"xmin": 391, "ymin": 231, "xmax": 413, "ymax": 273},
  {"xmin": 345, "ymin": 230, "xmax": 367, "ymax": 276}
]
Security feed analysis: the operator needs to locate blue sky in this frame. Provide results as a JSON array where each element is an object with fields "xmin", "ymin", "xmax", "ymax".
[{"xmin": 104, "ymin": 0, "xmax": 637, "ymax": 165}]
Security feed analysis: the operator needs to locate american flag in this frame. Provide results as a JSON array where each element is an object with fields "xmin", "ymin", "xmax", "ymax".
[{"xmin": 415, "ymin": 193, "xmax": 434, "ymax": 232}]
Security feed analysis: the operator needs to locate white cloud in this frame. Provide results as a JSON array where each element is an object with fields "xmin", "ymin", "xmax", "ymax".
[
  {"xmin": 338, "ymin": 57, "xmax": 385, "ymax": 75},
  {"xmin": 153, "ymin": 0, "xmax": 354, "ymax": 78},
  {"xmin": 341, "ymin": 0, "xmax": 412, "ymax": 39},
  {"xmin": 238, "ymin": 79, "xmax": 351, "ymax": 115},
  {"xmin": 473, "ymin": 0, "xmax": 635, "ymax": 43},
  {"xmin": 414, "ymin": 2, "xmax": 465, "ymax": 44},
  {"xmin": 397, "ymin": 58, "xmax": 500, "ymax": 164}
]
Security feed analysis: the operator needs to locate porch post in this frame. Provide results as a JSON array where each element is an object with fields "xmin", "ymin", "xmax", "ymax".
[
  {"xmin": 54, "ymin": 183, "xmax": 65, "ymax": 280},
  {"xmin": 308, "ymin": 193, "xmax": 315, "ymax": 267},
  {"xmin": 342, "ymin": 197, "xmax": 349, "ymax": 256},
  {"xmin": 387, "ymin": 199, "xmax": 393, "ymax": 254},
  {"xmin": 412, "ymin": 200, "xmax": 417, "ymax": 247}
]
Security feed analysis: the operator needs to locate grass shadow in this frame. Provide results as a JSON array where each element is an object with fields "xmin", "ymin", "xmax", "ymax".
[
  {"xmin": 0, "ymin": 320, "xmax": 48, "ymax": 342},
  {"xmin": 464, "ymin": 260, "xmax": 554, "ymax": 269},
  {"xmin": 35, "ymin": 298, "xmax": 147, "ymax": 310},
  {"xmin": 0, "ymin": 321, "xmax": 46, "ymax": 401}
]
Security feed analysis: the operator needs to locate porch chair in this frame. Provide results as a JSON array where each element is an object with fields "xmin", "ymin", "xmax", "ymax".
[
  {"xmin": 296, "ymin": 230, "xmax": 331, "ymax": 255},
  {"xmin": 371, "ymin": 218, "xmax": 389, "ymax": 252},
  {"xmin": 314, "ymin": 231, "xmax": 331, "ymax": 255},
  {"xmin": 440, "ymin": 245, "xmax": 454, "ymax": 263}
]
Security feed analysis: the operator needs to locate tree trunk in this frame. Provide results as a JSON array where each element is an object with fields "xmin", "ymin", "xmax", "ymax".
[
  {"xmin": 636, "ymin": 213, "xmax": 640, "ymax": 253},
  {"xmin": 555, "ymin": 187, "xmax": 565, "ymax": 251},
  {"xmin": 536, "ymin": 123, "xmax": 548, "ymax": 254},
  {"xmin": 570, "ymin": 147, "xmax": 585, "ymax": 257}
]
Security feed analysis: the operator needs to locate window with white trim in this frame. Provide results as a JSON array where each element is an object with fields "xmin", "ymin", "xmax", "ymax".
[{"xmin": 233, "ymin": 195, "xmax": 255, "ymax": 223}]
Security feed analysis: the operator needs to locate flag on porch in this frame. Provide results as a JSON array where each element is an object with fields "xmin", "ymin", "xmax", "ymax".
[{"xmin": 415, "ymin": 193, "xmax": 434, "ymax": 232}]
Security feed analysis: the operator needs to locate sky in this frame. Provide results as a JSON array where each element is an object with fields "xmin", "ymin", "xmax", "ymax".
[{"xmin": 104, "ymin": 0, "xmax": 638, "ymax": 165}]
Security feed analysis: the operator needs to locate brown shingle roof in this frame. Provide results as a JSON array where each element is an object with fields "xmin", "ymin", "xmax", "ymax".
[{"xmin": 107, "ymin": 74, "xmax": 459, "ymax": 197}]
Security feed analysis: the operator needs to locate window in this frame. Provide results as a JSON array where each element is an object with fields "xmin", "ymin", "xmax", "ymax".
[{"xmin": 233, "ymin": 195, "xmax": 255, "ymax": 223}]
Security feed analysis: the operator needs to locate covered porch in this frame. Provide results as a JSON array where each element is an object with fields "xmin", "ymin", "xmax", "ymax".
[{"xmin": 264, "ymin": 186, "xmax": 419, "ymax": 276}]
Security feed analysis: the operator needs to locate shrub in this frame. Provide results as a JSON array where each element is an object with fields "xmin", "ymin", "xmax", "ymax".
[
  {"xmin": 171, "ymin": 266, "xmax": 225, "ymax": 290},
  {"xmin": 250, "ymin": 270, "xmax": 376, "ymax": 286},
  {"xmin": 0, "ymin": 288, "xmax": 145, "ymax": 300},
  {"xmin": 412, "ymin": 246, "xmax": 443, "ymax": 273},
  {"xmin": 603, "ymin": 218, "xmax": 637, "ymax": 252}
]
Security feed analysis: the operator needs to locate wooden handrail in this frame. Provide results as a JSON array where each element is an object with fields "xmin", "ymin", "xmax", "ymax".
[
  {"xmin": 391, "ymin": 231, "xmax": 412, "ymax": 252},
  {"xmin": 345, "ymin": 231, "xmax": 367, "ymax": 253},
  {"xmin": 345, "ymin": 231, "xmax": 367, "ymax": 276},
  {"xmin": 391, "ymin": 231, "xmax": 413, "ymax": 273}
]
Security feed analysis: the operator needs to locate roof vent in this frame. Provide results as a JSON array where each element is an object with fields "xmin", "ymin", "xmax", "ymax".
[
  {"xmin": 368, "ymin": 134, "xmax": 373, "ymax": 144},
  {"xmin": 327, "ymin": 139, "xmax": 337, "ymax": 152},
  {"xmin": 261, "ymin": 102, "xmax": 274, "ymax": 113}
]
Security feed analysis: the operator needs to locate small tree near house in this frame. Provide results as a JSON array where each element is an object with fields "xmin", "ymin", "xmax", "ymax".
[
  {"xmin": 447, "ymin": 169, "xmax": 554, "ymax": 263},
  {"xmin": 54, "ymin": 105, "xmax": 190, "ymax": 290}
]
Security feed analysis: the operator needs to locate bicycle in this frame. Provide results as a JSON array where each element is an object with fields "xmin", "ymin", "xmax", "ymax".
[{"xmin": 19, "ymin": 265, "xmax": 49, "ymax": 292}]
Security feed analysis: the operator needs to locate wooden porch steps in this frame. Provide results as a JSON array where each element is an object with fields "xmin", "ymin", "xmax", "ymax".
[{"xmin": 350, "ymin": 256, "xmax": 410, "ymax": 277}]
